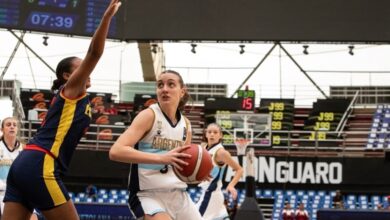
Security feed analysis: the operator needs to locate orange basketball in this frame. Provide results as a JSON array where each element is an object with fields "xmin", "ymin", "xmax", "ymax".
[{"xmin": 173, "ymin": 144, "xmax": 213, "ymax": 183}]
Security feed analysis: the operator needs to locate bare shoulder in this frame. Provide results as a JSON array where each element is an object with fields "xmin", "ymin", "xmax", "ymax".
[
  {"xmin": 217, "ymin": 147, "xmax": 231, "ymax": 158},
  {"xmin": 132, "ymin": 108, "xmax": 155, "ymax": 125}
]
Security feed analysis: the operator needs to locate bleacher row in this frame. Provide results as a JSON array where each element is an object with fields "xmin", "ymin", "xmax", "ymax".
[
  {"xmin": 272, "ymin": 190, "xmax": 387, "ymax": 220},
  {"xmin": 20, "ymin": 89, "xmax": 206, "ymax": 146},
  {"xmin": 20, "ymin": 88, "xmax": 390, "ymax": 151},
  {"xmin": 367, "ymin": 104, "xmax": 390, "ymax": 149},
  {"xmin": 70, "ymin": 188, "xmax": 389, "ymax": 220}
]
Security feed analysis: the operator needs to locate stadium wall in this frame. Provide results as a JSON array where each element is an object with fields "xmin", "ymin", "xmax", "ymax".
[{"xmin": 64, "ymin": 150, "xmax": 390, "ymax": 193}]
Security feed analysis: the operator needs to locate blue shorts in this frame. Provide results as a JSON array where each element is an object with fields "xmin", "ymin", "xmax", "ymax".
[{"xmin": 4, "ymin": 149, "xmax": 70, "ymax": 211}]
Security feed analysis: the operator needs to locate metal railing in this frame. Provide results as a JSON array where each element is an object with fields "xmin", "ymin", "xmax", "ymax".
[
  {"xmin": 19, "ymin": 121, "xmax": 384, "ymax": 158},
  {"xmin": 21, "ymin": 121, "xmax": 126, "ymax": 151},
  {"xmin": 335, "ymin": 90, "xmax": 359, "ymax": 137}
]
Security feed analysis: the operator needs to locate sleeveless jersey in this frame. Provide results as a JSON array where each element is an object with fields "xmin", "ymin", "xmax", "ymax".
[
  {"xmin": 132, "ymin": 103, "xmax": 189, "ymax": 191},
  {"xmin": 196, "ymin": 142, "xmax": 228, "ymax": 219},
  {"xmin": 28, "ymin": 90, "xmax": 91, "ymax": 172},
  {"xmin": 0, "ymin": 139, "xmax": 22, "ymax": 191},
  {"xmin": 198, "ymin": 143, "xmax": 226, "ymax": 190}
]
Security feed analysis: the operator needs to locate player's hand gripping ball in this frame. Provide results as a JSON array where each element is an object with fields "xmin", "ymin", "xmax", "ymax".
[{"xmin": 173, "ymin": 144, "xmax": 213, "ymax": 183}]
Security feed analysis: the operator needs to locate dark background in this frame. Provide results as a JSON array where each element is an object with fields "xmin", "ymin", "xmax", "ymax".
[
  {"xmin": 2, "ymin": 0, "xmax": 390, "ymax": 42},
  {"xmin": 64, "ymin": 150, "xmax": 390, "ymax": 194}
]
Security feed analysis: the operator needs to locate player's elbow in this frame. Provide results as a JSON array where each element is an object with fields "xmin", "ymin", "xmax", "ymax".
[
  {"xmin": 236, "ymin": 167, "xmax": 244, "ymax": 177},
  {"xmin": 109, "ymin": 146, "xmax": 120, "ymax": 161}
]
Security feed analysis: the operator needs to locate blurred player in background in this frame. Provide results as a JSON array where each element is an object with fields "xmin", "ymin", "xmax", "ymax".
[
  {"xmin": 196, "ymin": 123, "xmax": 243, "ymax": 220},
  {"xmin": 0, "ymin": 117, "xmax": 23, "ymax": 216}
]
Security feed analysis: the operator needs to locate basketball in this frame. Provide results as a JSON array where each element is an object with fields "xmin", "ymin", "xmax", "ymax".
[{"xmin": 173, "ymin": 144, "xmax": 213, "ymax": 183}]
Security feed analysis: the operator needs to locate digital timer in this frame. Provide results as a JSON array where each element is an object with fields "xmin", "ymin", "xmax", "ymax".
[
  {"xmin": 25, "ymin": 11, "xmax": 78, "ymax": 31},
  {"xmin": 0, "ymin": 0, "xmax": 124, "ymax": 39},
  {"xmin": 204, "ymin": 97, "xmax": 255, "ymax": 114},
  {"xmin": 237, "ymin": 89, "xmax": 255, "ymax": 111}
]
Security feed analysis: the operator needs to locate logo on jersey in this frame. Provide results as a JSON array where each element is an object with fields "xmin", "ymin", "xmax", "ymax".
[
  {"xmin": 85, "ymin": 103, "xmax": 92, "ymax": 118},
  {"xmin": 183, "ymin": 127, "xmax": 187, "ymax": 141},
  {"xmin": 152, "ymin": 136, "xmax": 184, "ymax": 150},
  {"xmin": 157, "ymin": 120, "xmax": 162, "ymax": 135}
]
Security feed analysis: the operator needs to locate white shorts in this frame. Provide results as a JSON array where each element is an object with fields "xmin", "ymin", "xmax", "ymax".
[
  {"xmin": 196, "ymin": 189, "xmax": 229, "ymax": 220},
  {"xmin": 137, "ymin": 189, "xmax": 202, "ymax": 220}
]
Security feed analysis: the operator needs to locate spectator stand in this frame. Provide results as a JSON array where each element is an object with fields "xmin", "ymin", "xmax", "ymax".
[{"xmin": 366, "ymin": 104, "xmax": 390, "ymax": 150}]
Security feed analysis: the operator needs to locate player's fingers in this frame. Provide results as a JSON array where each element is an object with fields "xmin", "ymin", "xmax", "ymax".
[
  {"xmin": 177, "ymin": 152, "xmax": 191, "ymax": 158},
  {"xmin": 171, "ymin": 162, "xmax": 182, "ymax": 170},
  {"xmin": 231, "ymin": 191, "xmax": 237, "ymax": 200},
  {"xmin": 174, "ymin": 157, "xmax": 189, "ymax": 166},
  {"xmin": 171, "ymin": 161, "xmax": 188, "ymax": 171},
  {"xmin": 177, "ymin": 145, "xmax": 191, "ymax": 152}
]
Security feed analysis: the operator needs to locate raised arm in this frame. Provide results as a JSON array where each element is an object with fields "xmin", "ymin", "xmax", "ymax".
[{"xmin": 63, "ymin": 0, "xmax": 121, "ymax": 99}]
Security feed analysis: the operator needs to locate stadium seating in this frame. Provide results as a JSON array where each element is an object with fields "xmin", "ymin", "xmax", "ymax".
[
  {"xmin": 366, "ymin": 104, "xmax": 390, "ymax": 149},
  {"xmin": 70, "ymin": 187, "xmax": 390, "ymax": 220}
]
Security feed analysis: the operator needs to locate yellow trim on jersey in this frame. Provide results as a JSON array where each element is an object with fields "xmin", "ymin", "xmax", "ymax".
[
  {"xmin": 43, "ymin": 154, "xmax": 66, "ymax": 206},
  {"xmin": 50, "ymin": 99, "xmax": 76, "ymax": 157},
  {"xmin": 60, "ymin": 89, "xmax": 87, "ymax": 101},
  {"xmin": 183, "ymin": 116, "xmax": 192, "ymax": 143}
]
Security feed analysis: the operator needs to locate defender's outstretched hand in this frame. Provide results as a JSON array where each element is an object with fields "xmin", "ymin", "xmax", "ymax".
[{"xmin": 105, "ymin": 0, "xmax": 122, "ymax": 18}]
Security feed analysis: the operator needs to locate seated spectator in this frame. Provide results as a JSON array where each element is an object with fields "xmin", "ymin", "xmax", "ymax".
[
  {"xmin": 282, "ymin": 202, "xmax": 294, "ymax": 220},
  {"xmin": 332, "ymin": 190, "xmax": 344, "ymax": 209},
  {"xmin": 92, "ymin": 104, "xmax": 106, "ymax": 114},
  {"xmin": 295, "ymin": 203, "xmax": 309, "ymax": 220},
  {"xmin": 85, "ymin": 184, "xmax": 97, "ymax": 201},
  {"xmin": 105, "ymin": 103, "xmax": 118, "ymax": 115},
  {"xmin": 384, "ymin": 196, "xmax": 390, "ymax": 210}
]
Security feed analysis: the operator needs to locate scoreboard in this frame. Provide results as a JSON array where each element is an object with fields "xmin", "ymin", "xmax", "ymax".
[
  {"xmin": 204, "ymin": 95, "xmax": 271, "ymax": 147},
  {"xmin": 258, "ymin": 99, "xmax": 294, "ymax": 146},
  {"xmin": 205, "ymin": 88, "xmax": 256, "ymax": 113},
  {"xmin": 237, "ymin": 89, "xmax": 255, "ymax": 111},
  {"xmin": 0, "ymin": 0, "xmax": 125, "ymax": 39},
  {"xmin": 302, "ymin": 99, "xmax": 349, "ymax": 145}
]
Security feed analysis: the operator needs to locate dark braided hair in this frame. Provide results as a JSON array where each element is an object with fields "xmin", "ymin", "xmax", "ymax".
[{"xmin": 51, "ymin": 56, "xmax": 78, "ymax": 92}]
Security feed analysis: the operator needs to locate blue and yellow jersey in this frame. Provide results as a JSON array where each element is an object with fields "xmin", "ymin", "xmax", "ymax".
[{"xmin": 28, "ymin": 90, "xmax": 92, "ymax": 172}]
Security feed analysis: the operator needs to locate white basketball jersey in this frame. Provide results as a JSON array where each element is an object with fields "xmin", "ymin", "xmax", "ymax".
[
  {"xmin": 0, "ymin": 139, "xmax": 22, "ymax": 191},
  {"xmin": 137, "ymin": 103, "xmax": 189, "ymax": 190},
  {"xmin": 198, "ymin": 143, "xmax": 226, "ymax": 190},
  {"xmin": 196, "ymin": 143, "xmax": 229, "ymax": 220}
]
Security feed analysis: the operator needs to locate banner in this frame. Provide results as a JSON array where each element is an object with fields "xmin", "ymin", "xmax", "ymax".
[{"xmin": 223, "ymin": 156, "xmax": 390, "ymax": 188}]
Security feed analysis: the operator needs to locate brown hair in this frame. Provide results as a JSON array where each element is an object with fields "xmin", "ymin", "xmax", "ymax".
[
  {"xmin": 203, "ymin": 123, "xmax": 223, "ymax": 143},
  {"xmin": 159, "ymin": 70, "xmax": 191, "ymax": 110},
  {"xmin": 0, "ymin": 117, "xmax": 20, "ymax": 144},
  {"xmin": 1, "ymin": 117, "xmax": 18, "ymax": 129}
]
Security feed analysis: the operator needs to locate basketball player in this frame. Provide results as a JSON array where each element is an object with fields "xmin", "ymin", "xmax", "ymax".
[
  {"xmin": 0, "ymin": 118, "xmax": 22, "ymax": 215},
  {"xmin": 196, "ymin": 123, "xmax": 243, "ymax": 220},
  {"xmin": 109, "ymin": 70, "xmax": 203, "ymax": 220},
  {"xmin": 2, "ymin": 1, "xmax": 121, "ymax": 219}
]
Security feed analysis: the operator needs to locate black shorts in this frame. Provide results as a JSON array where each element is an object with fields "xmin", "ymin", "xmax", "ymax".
[{"xmin": 4, "ymin": 149, "xmax": 70, "ymax": 211}]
